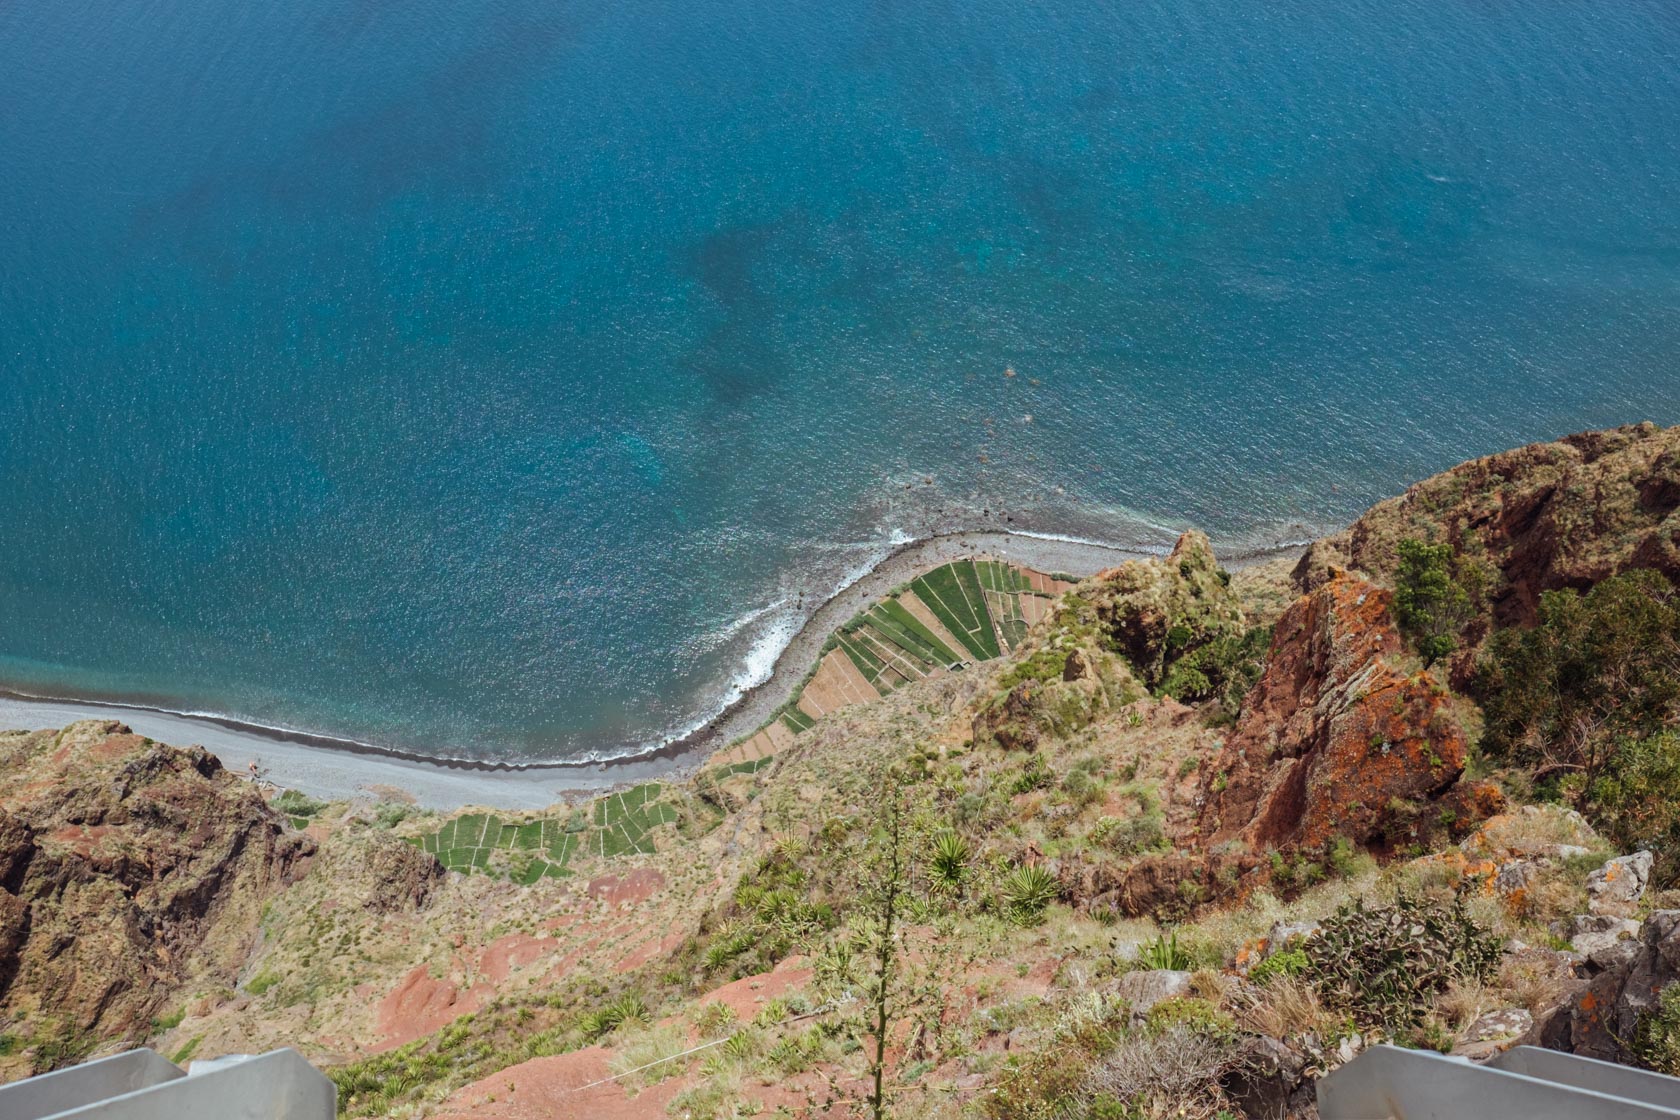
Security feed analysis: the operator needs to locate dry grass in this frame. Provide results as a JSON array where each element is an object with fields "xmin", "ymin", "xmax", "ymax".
[
  {"xmin": 608, "ymin": 1023, "xmax": 694, "ymax": 1087},
  {"xmin": 1086, "ymin": 1026, "xmax": 1236, "ymax": 1120},
  {"xmin": 1435, "ymin": 979, "xmax": 1494, "ymax": 1034},
  {"xmin": 1237, "ymin": 976, "xmax": 1327, "ymax": 1039}
]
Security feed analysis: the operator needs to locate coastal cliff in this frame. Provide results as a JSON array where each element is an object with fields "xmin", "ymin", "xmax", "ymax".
[
  {"xmin": 0, "ymin": 723, "xmax": 314, "ymax": 1074},
  {"xmin": 3, "ymin": 423, "xmax": 1679, "ymax": 1119}
]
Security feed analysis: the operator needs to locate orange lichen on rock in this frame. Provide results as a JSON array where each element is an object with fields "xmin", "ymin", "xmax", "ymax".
[{"xmin": 1197, "ymin": 572, "xmax": 1467, "ymax": 856}]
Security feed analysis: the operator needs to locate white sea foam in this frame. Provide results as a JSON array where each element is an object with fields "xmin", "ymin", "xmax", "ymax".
[
  {"xmin": 1005, "ymin": 527, "xmax": 1172, "ymax": 554},
  {"xmin": 4, "ymin": 516, "xmax": 1318, "ymax": 775}
]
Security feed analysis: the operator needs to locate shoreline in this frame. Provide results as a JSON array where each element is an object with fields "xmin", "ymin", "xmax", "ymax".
[{"xmin": 0, "ymin": 528, "xmax": 1310, "ymax": 811}]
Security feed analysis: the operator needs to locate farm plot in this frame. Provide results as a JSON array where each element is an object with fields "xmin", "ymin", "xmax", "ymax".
[
  {"xmin": 910, "ymin": 560, "xmax": 1002, "ymax": 660},
  {"xmin": 715, "ymin": 558, "xmax": 1070, "ymax": 777},
  {"xmin": 411, "ymin": 782, "xmax": 685, "ymax": 882}
]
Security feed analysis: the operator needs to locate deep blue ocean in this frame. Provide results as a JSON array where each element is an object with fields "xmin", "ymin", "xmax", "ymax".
[{"xmin": 2, "ymin": 0, "xmax": 1677, "ymax": 761}]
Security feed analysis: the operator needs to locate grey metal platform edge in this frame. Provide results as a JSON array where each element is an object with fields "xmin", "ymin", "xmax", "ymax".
[
  {"xmin": 1490, "ymin": 1046, "xmax": 1680, "ymax": 1110},
  {"xmin": 1318, "ymin": 1043, "xmax": 1680, "ymax": 1120},
  {"xmin": 0, "ymin": 1048, "xmax": 334, "ymax": 1120},
  {"xmin": 0, "ymin": 1049, "xmax": 184, "ymax": 1120}
]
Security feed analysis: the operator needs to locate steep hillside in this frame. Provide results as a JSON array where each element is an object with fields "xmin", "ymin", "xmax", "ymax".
[
  {"xmin": 0, "ymin": 723, "xmax": 314, "ymax": 1079},
  {"xmin": 3, "ymin": 424, "xmax": 1678, "ymax": 1120}
]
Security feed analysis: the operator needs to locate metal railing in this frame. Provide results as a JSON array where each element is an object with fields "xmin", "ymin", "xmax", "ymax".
[
  {"xmin": 1318, "ymin": 1044, "xmax": 1680, "ymax": 1119},
  {"xmin": 0, "ymin": 1048, "xmax": 334, "ymax": 1120}
]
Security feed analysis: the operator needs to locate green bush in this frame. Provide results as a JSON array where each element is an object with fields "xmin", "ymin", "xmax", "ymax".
[
  {"xmin": 1090, "ymin": 811, "xmax": 1166, "ymax": 856},
  {"xmin": 1634, "ymin": 982, "xmax": 1680, "ymax": 1076},
  {"xmin": 1137, "ymin": 930, "xmax": 1194, "ymax": 971},
  {"xmin": 1305, "ymin": 893, "xmax": 1500, "ymax": 1032},
  {"xmin": 1249, "ymin": 947, "xmax": 1309, "ymax": 985},
  {"xmin": 1145, "ymin": 997, "xmax": 1235, "ymax": 1038},
  {"xmin": 1478, "ymin": 569, "xmax": 1679, "ymax": 771},
  {"xmin": 581, "ymin": 993, "xmax": 650, "ymax": 1040},
  {"xmin": 1061, "ymin": 768, "xmax": 1103, "ymax": 809},
  {"xmin": 1591, "ymin": 731, "xmax": 1680, "ymax": 886},
  {"xmin": 1159, "ymin": 625, "xmax": 1273, "ymax": 716},
  {"xmin": 1393, "ymin": 539, "xmax": 1475, "ymax": 667},
  {"xmin": 997, "ymin": 646, "xmax": 1071, "ymax": 691},
  {"xmin": 929, "ymin": 829, "xmax": 971, "ymax": 892}
]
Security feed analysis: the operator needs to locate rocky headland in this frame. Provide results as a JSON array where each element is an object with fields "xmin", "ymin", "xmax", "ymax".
[{"xmin": 2, "ymin": 422, "xmax": 1678, "ymax": 1120}]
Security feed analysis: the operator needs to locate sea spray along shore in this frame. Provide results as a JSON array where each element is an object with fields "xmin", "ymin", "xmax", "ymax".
[
  {"xmin": 0, "ymin": 527, "xmax": 1310, "ymax": 809},
  {"xmin": 6, "ymin": 424, "xmax": 1678, "ymax": 1107}
]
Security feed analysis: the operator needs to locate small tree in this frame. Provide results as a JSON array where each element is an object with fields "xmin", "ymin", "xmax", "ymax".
[
  {"xmin": 809, "ymin": 769, "xmax": 970, "ymax": 1119},
  {"xmin": 1393, "ymin": 539, "xmax": 1472, "ymax": 667}
]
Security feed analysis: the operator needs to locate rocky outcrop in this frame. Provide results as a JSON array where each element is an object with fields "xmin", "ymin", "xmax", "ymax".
[
  {"xmin": 1294, "ymin": 422, "xmax": 1680, "ymax": 684},
  {"xmin": 0, "ymin": 721, "xmax": 314, "ymax": 1074},
  {"xmin": 1085, "ymin": 530, "xmax": 1246, "ymax": 689},
  {"xmin": 1196, "ymin": 571, "xmax": 1474, "ymax": 855},
  {"xmin": 1542, "ymin": 909, "xmax": 1680, "ymax": 1064},
  {"xmin": 362, "ymin": 833, "xmax": 445, "ymax": 913},
  {"xmin": 1587, "ymin": 851, "xmax": 1653, "ymax": 917}
]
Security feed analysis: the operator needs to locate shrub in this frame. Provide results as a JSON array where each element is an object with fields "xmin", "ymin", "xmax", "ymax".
[
  {"xmin": 1249, "ymin": 947, "xmax": 1309, "ymax": 985},
  {"xmin": 1061, "ymin": 768, "xmax": 1103, "ymax": 810},
  {"xmin": 1393, "ymin": 539, "xmax": 1474, "ymax": 666},
  {"xmin": 273, "ymin": 789, "xmax": 328, "ymax": 818},
  {"xmin": 373, "ymin": 802, "xmax": 414, "ymax": 829},
  {"xmin": 1091, "ymin": 808, "xmax": 1166, "ymax": 856},
  {"xmin": 1001, "ymin": 864, "xmax": 1060, "ymax": 925},
  {"xmin": 1478, "ymin": 569, "xmax": 1679, "ymax": 772},
  {"xmin": 581, "ymin": 992, "xmax": 650, "ymax": 1040},
  {"xmin": 692, "ymin": 1001, "xmax": 738, "ymax": 1039},
  {"xmin": 929, "ymin": 829, "xmax": 971, "ymax": 892},
  {"xmin": 1305, "ymin": 893, "xmax": 1500, "ymax": 1032},
  {"xmin": 1012, "ymin": 756, "xmax": 1054, "ymax": 795},
  {"xmin": 1589, "ymin": 731, "xmax": 1680, "ymax": 886},
  {"xmin": 997, "ymin": 647, "xmax": 1072, "ymax": 691},
  {"xmin": 1160, "ymin": 625, "xmax": 1273, "ymax": 717},
  {"xmin": 1634, "ymin": 982, "xmax": 1680, "ymax": 1076},
  {"xmin": 1145, "ymin": 997, "xmax": 1236, "ymax": 1039},
  {"xmin": 1085, "ymin": 1025, "xmax": 1238, "ymax": 1119}
]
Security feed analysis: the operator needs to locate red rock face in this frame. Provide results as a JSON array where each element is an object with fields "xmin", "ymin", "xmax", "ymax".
[
  {"xmin": 1199, "ymin": 572, "xmax": 1468, "ymax": 855},
  {"xmin": 1293, "ymin": 423, "xmax": 1680, "ymax": 686}
]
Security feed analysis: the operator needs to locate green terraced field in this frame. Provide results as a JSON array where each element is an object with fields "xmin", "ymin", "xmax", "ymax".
[
  {"xmin": 410, "ymin": 781, "xmax": 694, "ymax": 881},
  {"xmin": 912, "ymin": 560, "xmax": 1002, "ymax": 660},
  {"xmin": 715, "ymin": 558, "xmax": 1062, "ymax": 768},
  {"xmin": 843, "ymin": 559, "xmax": 1046, "ymax": 695}
]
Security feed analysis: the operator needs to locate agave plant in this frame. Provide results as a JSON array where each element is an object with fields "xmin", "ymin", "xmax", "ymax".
[
  {"xmin": 606, "ymin": 992, "xmax": 650, "ymax": 1030},
  {"xmin": 930, "ymin": 828, "xmax": 972, "ymax": 892},
  {"xmin": 1002, "ymin": 863, "xmax": 1060, "ymax": 925},
  {"xmin": 1138, "ymin": 930, "xmax": 1193, "ymax": 971}
]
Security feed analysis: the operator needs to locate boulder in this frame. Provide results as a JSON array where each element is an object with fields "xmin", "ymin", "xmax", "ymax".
[
  {"xmin": 1587, "ymin": 851, "xmax": 1653, "ymax": 917},
  {"xmin": 1566, "ymin": 914, "xmax": 1642, "ymax": 960},
  {"xmin": 1451, "ymin": 1008, "xmax": 1534, "ymax": 1061},
  {"xmin": 1494, "ymin": 860, "xmax": 1540, "ymax": 896},
  {"xmin": 1115, "ymin": 968, "xmax": 1193, "ymax": 1014},
  {"xmin": 971, "ymin": 680, "xmax": 1042, "ymax": 753},
  {"xmin": 1547, "ymin": 909, "xmax": 1680, "ymax": 1063},
  {"xmin": 1223, "ymin": 1034, "xmax": 1311, "ymax": 1118},
  {"xmin": 1268, "ymin": 920, "xmax": 1321, "ymax": 949}
]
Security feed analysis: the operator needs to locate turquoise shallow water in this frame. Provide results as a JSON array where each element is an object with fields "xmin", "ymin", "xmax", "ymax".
[{"xmin": 1, "ymin": 0, "xmax": 1678, "ymax": 761}]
